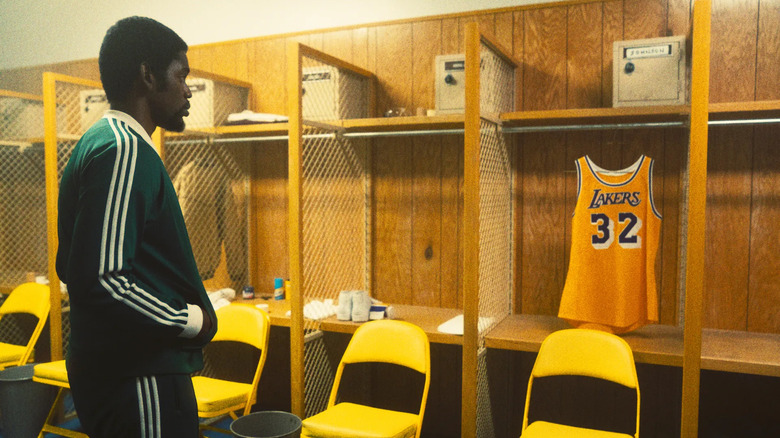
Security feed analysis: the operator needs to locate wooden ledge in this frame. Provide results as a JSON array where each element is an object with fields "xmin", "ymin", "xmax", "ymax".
[
  {"xmin": 236, "ymin": 296, "xmax": 291, "ymax": 327},
  {"xmin": 320, "ymin": 304, "xmax": 464, "ymax": 345},
  {"xmin": 708, "ymin": 100, "xmax": 780, "ymax": 121},
  {"xmin": 214, "ymin": 123, "xmax": 290, "ymax": 138},
  {"xmin": 484, "ymin": 314, "xmax": 780, "ymax": 377},
  {"xmin": 702, "ymin": 329, "xmax": 780, "ymax": 378},
  {"xmin": 484, "ymin": 314, "xmax": 683, "ymax": 368},
  {"xmin": 500, "ymin": 106, "xmax": 690, "ymax": 127},
  {"xmin": 232, "ymin": 300, "xmax": 463, "ymax": 345},
  {"xmin": 341, "ymin": 115, "xmax": 464, "ymax": 133}
]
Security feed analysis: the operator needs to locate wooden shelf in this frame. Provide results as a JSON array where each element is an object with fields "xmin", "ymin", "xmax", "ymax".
[
  {"xmin": 340, "ymin": 115, "xmax": 464, "ymax": 133},
  {"xmin": 236, "ymin": 296, "xmax": 291, "ymax": 327},
  {"xmin": 708, "ymin": 100, "xmax": 780, "ymax": 121},
  {"xmin": 213, "ymin": 123, "xmax": 289, "ymax": 138},
  {"xmin": 702, "ymin": 329, "xmax": 780, "ymax": 378},
  {"xmin": 161, "ymin": 100, "xmax": 780, "ymax": 142},
  {"xmin": 500, "ymin": 105, "xmax": 690, "ymax": 127},
  {"xmin": 484, "ymin": 314, "xmax": 780, "ymax": 377},
  {"xmin": 320, "ymin": 304, "xmax": 464, "ymax": 345},
  {"xmin": 232, "ymin": 299, "xmax": 463, "ymax": 345},
  {"xmin": 484, "ymin": 314, "xmax": 684, "ymax": 367}
]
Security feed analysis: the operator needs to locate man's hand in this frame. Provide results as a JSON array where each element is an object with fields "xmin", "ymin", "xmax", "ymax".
[{"xmin": 195, "ymin": 306, "xmax": 213, "ymax": 341}]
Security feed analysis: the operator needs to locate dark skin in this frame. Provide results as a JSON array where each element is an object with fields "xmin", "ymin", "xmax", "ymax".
[
  {"xmin": 110, "ymin": 50, "xmax": 212, "ymax": 340},
  {"xmin": 110, "ymin": 50, "xmax": 192, "ymax": 135}
]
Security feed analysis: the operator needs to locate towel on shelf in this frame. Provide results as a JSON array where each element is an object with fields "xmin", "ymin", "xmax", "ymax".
[
  {"xmin": 303, "ymin": 299, "xmax": 337, "ymax": 320},
  {"xmin": 207, "ymin": 288, "xmax": 236, "ymax": 311},
  {"xmin": 436, "ymin": 314, "xmax": 496, "ymax": 336},
  {"xmin": 226, "ymin": 110, "xmax": 288, "ymax": 125}
]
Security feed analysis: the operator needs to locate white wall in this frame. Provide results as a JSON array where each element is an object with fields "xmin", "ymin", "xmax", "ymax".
[{"xmin": 0, "ymin": 0, "xmax": 549, "ymax": 70}]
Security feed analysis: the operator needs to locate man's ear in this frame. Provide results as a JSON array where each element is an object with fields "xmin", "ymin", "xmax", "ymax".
[{"xmin": 139, "ymin": 62, "xmax": 155, "ymax": 92}]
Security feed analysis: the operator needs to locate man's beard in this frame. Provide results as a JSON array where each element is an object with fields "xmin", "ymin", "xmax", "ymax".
[{"xmin": 160, "ymin": 114, "xmax": 186, "ymax": 132}]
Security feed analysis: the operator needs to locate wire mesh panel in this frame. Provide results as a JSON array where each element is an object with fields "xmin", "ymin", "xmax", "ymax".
[
  {"xmin": 0, "ymin": 91, "xmax": 46, "ymax": 347},
  {"xmin": 163, "ymin": 133, "xmax": 250, "ymax": 292},
  {"xmin": 0, "ymin": 92, "xmax": 46, "ymax": 292},
  {"xmin": 480, "ymin": 47, "xmax": 516, "ymax": 118},
  {"xmin": 475, "ymin": 39, "xmax": 515, "ymax": 438},
  {"xmin": 300, "ymin": 124, "xmax": 369, "ymax": 416},
  {"xmin": 295, "ymin": 49, "xmax": 372, "ymax": 417}
]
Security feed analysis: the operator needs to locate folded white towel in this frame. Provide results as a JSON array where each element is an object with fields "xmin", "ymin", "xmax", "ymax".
[
  {"xmin": 304, "ymin": 300, "xmax": 338, "ymax": 320},
  {"xmin": 226, "ymin": 110, "xmax": 288, "ymax": 124},
  {"xmin": 207, "ymin": 288, "xmax": 236, "ymax": 307},
  {"xmin": 212, "ymin": 298, "xmax": 232, "ymax": 311}
]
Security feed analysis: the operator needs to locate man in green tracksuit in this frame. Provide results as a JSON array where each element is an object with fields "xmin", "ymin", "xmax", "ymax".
[{"xmin": 56, "ymin": 16, "xmax": 217, "ymax": 437}]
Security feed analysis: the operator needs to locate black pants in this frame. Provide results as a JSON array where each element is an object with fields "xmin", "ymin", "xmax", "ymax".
[{"xmin": 68, "ymin": 372, "xmax": 199, "ymax": 438}]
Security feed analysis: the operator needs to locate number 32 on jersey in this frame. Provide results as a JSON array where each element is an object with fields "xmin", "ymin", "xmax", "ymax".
[{"xmin": 590, "ymin": 212, "xmax": 642, "ymax": 250}]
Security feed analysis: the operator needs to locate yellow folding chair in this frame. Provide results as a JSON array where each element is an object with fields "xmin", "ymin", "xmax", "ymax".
[
  {"xmin": 521, "ymin": 329, "xmax": 641, "ymax": 438},
  {"xmin": 33, "ymin": 360, "xmax": 88, "ymax": 438},
  {"xmin": 193, "ymin": 303, "xmax": 271, "ymax": 434},
  {"xmin": 301, "ymin": 319, "xmax": 431, "ymax": 438},
  {"xmin": 0, "ymin": 282, "xmax": 50, "ymax": 370}
]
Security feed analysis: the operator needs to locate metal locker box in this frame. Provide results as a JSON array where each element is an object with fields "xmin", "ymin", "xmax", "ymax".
[
  {"xmin": 613, "ymin": 36, "xmax": 687, "ymax": 107},
  {"xmin": 435, "ymin": 54, "xmax": 466, "ymax": 115}
]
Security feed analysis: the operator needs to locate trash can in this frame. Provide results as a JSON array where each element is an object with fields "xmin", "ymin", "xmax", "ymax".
[
  {"xmin": 0, "ymin": 364, "xmax": 57, "ymax": 438},
  {"xmin": 230, "ymin": 411, "xmax": 302, "ymax": 438}
]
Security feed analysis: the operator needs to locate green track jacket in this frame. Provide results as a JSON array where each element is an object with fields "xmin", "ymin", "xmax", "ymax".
[{"xmin": 57, "ymin": 110, "xmax": 217, "ymax": 377}]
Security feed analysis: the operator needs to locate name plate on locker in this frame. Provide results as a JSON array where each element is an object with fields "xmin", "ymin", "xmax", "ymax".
[{"xmin": 613, "ymin": 35, "xmax": 687, "ymax": 107}]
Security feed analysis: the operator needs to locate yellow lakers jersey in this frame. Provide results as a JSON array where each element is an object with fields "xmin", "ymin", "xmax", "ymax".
[{"xmin": 558, "ymin": 155, "xmax": 661, "ymax": 334}]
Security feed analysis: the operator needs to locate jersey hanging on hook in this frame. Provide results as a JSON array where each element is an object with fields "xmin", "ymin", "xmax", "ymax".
[{"xmin": 558, "ymin": 155, "xmax": 661, "ymax": 334}]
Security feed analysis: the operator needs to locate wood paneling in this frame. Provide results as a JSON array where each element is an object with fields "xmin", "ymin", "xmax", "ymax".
[
  {"xmin": 412, "ymin": 137, "xmax": 443, "ymax": 306},
  {"xmin": 254, "ymin": 39, "xmax": 286, "ymax": 115},
  {"xmin": 704, "ymin": 127, "xmax": 753, "ymax": 330},
  {"xmin": 322, "ymin": 29, "xmax": 353, "ymax": 63},
  {"xmin": 372, "ymin": 137, "xmax": 413, "ymax": 304},
  {"xmin": 601, "ymin": 1, "xmax": 623, "ymax": 107},
  {"xmin": 521, "ymin": 132, "xmax": 567, "ymax": 315},
  {"xmin": 375, "ymin": 24, "xmax": 413, "ymax": 115},
  {"xmin": 567, "ymin": 2, "xmax": 603, "ymax": 109},
  {"xmin": 668, "ymin": 0, "xmax": 692, "ymax": 37},
  {"xmin": 623, "ymin": 0, "xmax": 668, "ymax": 40},
  {"xmin": 441, "ymin": 135, "xmax": 463, "ymax": 309},
  {"xmin": 756, "ymin": 0, "xmax": 780, "ymax": 101},
  {"xmin": 494, "ymin": 12, "xmax": 515, "ymax": 52},
  {"xmin": 747, "ymin": 125, "xmax": 780, "ymax": 333},
  {"xmin": 524, "ymin": 7, "xmax": 567, "ymax": 111},
  {"xmin": 709, "ymin": 0, "xmax": 758, "ymax": 103},
  {"xmin": 412, "ymin": 20, "xmax": 441, "ymax": 112},
  {"xmin": 441, "ymin": 18, "xmax": 459, "ymax": 55},
  {"xmin": 352, "ymin": 28, "xmax": 369, "ymax": 72},
  {"xmin": 252, "ymin": 141, "xmax": 289, "ymax": 291}
]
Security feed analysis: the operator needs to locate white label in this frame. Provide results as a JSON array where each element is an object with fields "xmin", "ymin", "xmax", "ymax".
[{"xmin": 624, "ymin": 44, "xmax": 672, "ymax": 59}]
